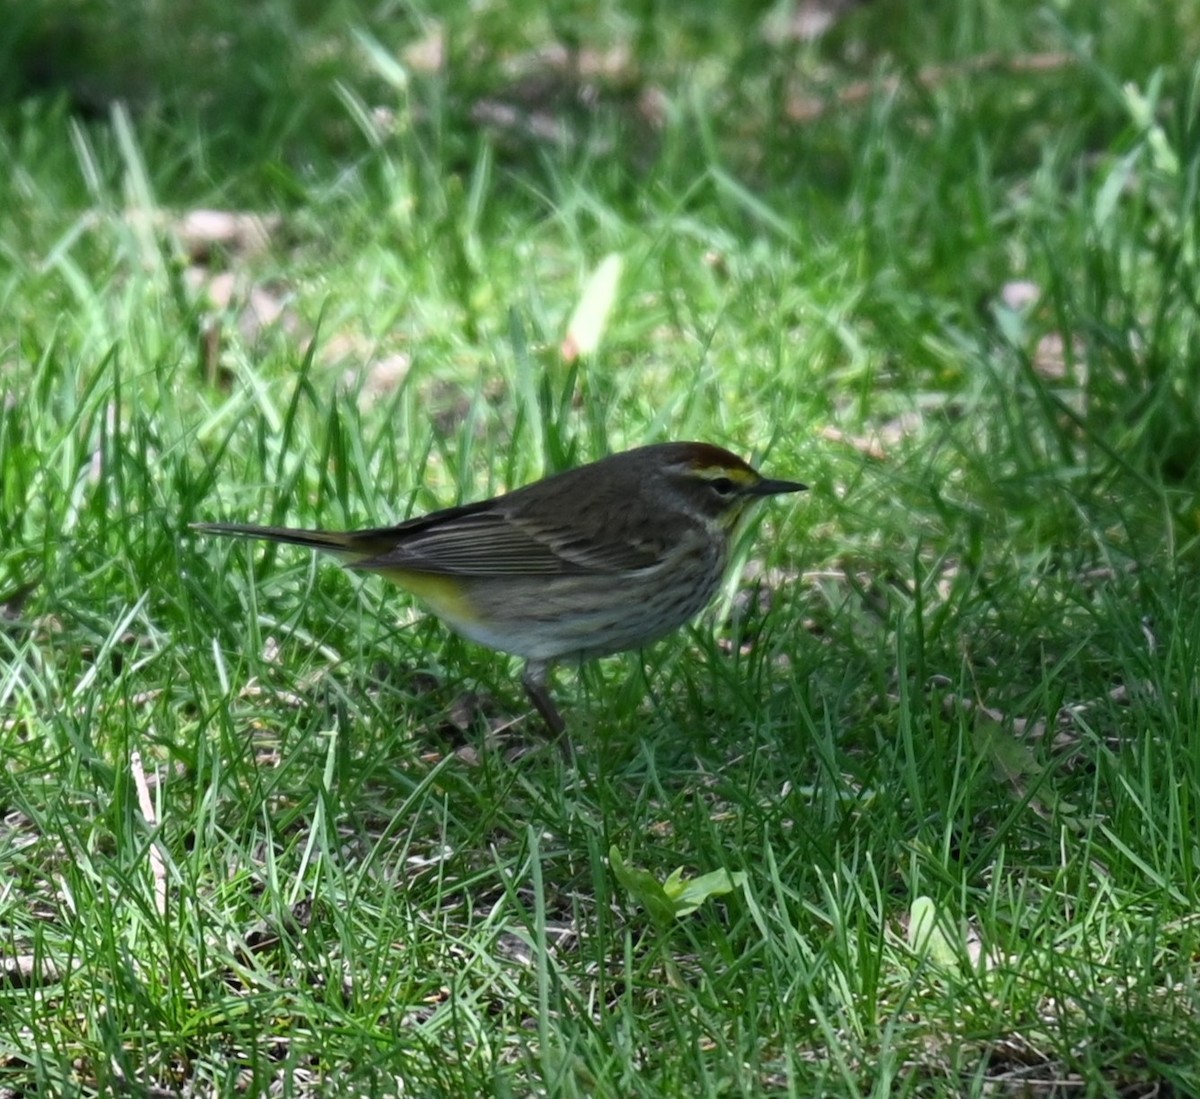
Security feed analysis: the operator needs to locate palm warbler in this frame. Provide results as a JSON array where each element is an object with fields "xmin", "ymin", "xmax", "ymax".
[{"xmin": 193, "ymin": 441, "xmax": 804, "ymax": 733}]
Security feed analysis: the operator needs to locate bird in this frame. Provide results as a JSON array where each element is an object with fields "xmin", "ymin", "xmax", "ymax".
[{"xmin": 192, "ymin": 441, "xmax": 805, "ymax": 734}]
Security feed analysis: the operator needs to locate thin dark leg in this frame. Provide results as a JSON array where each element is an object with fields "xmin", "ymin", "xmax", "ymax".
[{"xmin": 521, "ymin": 660, "xmax": 566, "ymax": 736}]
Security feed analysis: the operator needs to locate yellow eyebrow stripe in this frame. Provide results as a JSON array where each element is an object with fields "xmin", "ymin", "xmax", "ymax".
[{"xmin": 692, "ymin": 465, "xmax": 757, "ymax": 485}]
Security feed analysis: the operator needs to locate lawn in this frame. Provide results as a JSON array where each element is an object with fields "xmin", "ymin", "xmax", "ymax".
[{"xmin": 2, "ymin": 0, "xmax": 1200, "ymax": 1095}]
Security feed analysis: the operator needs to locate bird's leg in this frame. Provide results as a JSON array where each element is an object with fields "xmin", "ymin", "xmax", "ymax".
[{"xmin": 521, "ymin": 660, "xmax": 566, "ymax": 736}]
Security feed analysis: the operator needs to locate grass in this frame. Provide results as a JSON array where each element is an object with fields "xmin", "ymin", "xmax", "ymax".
[{"xmin": 3, "ymin": 0, "xmax": 1200, "ymax": 1094}]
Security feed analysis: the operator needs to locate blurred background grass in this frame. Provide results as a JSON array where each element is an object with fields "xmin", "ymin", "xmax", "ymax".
[{"xmin": 3, "ymin": 1, "xmax": 1200, "ymax": 1095}]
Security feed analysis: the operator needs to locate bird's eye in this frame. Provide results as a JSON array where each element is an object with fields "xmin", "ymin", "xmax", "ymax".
[{"xmin": 710, "ymin": 476, "xmax": 736, "ymax": 496}]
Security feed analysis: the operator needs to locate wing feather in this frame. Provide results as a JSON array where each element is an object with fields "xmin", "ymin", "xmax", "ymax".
[{"xmin": 348, "ymin": 510, "xmax": 661, "ymax": 576}]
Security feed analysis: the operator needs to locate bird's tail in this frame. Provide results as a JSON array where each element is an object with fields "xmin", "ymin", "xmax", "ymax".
[{"xmin": 190, "ymin": 522, "xmax": 371, "ymax": 559}]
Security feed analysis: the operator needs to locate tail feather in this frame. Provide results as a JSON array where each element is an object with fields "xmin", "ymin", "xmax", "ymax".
[{"xmin": 190, "ymin": 522, "xmax": 363, "ymax": 555}]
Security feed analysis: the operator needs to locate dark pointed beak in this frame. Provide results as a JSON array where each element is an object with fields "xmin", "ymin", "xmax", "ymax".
[{"xmin": 748, "ymin": 477, "xmax": 807, "ymax": 497}]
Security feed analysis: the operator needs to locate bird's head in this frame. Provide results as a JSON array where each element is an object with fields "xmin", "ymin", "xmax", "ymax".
[{"xmin": 644, "ymin": 442, "xmax": 807, "ymax": 530}]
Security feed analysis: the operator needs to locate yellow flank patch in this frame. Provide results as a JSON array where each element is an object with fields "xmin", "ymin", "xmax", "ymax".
[{"xmin": 376, "ymin": 567, "xmax": 483, "ymax": 628}]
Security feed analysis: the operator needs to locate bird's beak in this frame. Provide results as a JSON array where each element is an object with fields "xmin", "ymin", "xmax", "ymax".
[{"xmin": 748, "ymin": 477, "xmax": 807, "ymax": 497}]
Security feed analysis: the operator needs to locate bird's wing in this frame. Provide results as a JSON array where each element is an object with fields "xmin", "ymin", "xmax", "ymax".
[{"xmin": 347, "ymin": 508, "xmax": 662, "ymax": 576}]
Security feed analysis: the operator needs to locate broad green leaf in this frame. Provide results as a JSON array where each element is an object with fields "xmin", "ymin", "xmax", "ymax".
[
  {"xmin": 610, "ymin": 848, "xmax": 745, "ymax": 923},
  {"xmin": 907, "ymin": 895, "xmax": 958, "ymax": 969},
  {"xmin": 609, "ymin": 847, "xmax": 678, "ymax": 925},
  {"xmin": 666, "ymin": 866, "xmax": 746, "ymax": 918}
]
